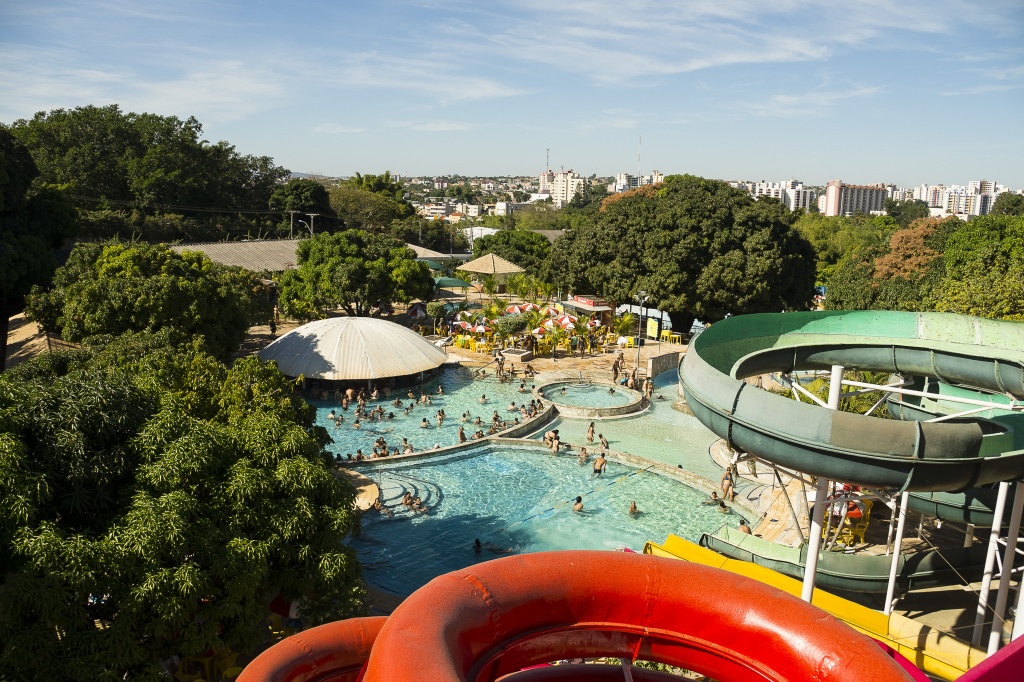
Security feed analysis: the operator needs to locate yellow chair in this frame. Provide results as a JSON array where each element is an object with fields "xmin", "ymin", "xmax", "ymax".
[
  {"xmin": 838, "ymin": 500, "xmax": 872, "ymax": 545},
  {"xmin": 625, "ymin": 337, "xmax": 635, "ymax": 348}
]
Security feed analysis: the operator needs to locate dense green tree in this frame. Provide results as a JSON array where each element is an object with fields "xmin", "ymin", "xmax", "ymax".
[
  {"xmin": 328, "ymin": 185, "xmax": 414, "ymax": 230},
  {"xmin": 0, "ymin": 341, "xmax": 364, "ymax": 681},
  {"xmin": 991, "ymin": 192, "xmax": 1024, "ymax": 216},
  {"xmin": 25, "ymin": 242, "xmax": 269, "ymax": 361},
  {"xmin": 277, "ymin": 230, "xmax": 433, "ymax": 318},
  {"xmin": 473, "ymin": 229, "xmax": 552, "ymax": 279},
  {"xmin": 345, "ymin": 171, "xmax": 405, "ymax": 200},
  {"xmin": 270, "ymin": 178, "xmax": 335, "ymax": 231},
  {"xmin": 552, "ymin": 175, "xmax": 815, "ymax": 332},
  {"xmin": 5, "ymin": 105, "xmax": 288, "ymax": 211},
  {"xmin": 793, "ymin": 212, "xmax": 897, "ymax": 285},
  {"xmin": 386, "ymin": 216, "xmax": 469, "ymax": 254},
  {"xmin": 0, "ymin": 130, "xmax": 79, "ymax": 368},
  {"xmin": 884, "ymin": 198, "xmax": 930, "ymax": 229}
]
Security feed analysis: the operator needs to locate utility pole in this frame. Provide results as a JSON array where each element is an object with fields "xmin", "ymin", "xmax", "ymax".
[
  {"xmin": 287, "ymin": 211, "xmax": 297, "ymax": 239},
  {"xmin": 308, "ymin": 213, "xmax": 319, "ymax": 234}
]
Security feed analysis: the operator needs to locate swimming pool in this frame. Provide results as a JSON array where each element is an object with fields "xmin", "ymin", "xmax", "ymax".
[
  {"xmin": 540, "ymin": 382, "xmax": 633, "ymax": 408},
  {"xmin": 350, "ymin": 443, "xmax": 735, "ymax": 595},
  {"xmin": 310, "ymin": 365, "xmax": 536, "ymax": 458}
]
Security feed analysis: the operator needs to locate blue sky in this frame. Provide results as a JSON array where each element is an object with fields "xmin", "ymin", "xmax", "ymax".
[{"xmin": 2, "ymin": 0, "xmax": 1022, "ymax": 187}]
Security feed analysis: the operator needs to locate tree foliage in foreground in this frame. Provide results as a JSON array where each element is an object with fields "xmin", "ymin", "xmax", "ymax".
[
  {"xmin": 472, "ymin": 228, "xmax": 553, "ymax": 281},
  {"xmin": 0, "ymin": 335, "xmax": 365, "ymax": 681},
  {"xmin": 551, "ymin": 175, "xmax": 816, "ymax": 332},
  {"xmin": 25, "ymin": 242, "xmax": 270, "ymax": 361},
  {"xmin": 277, "ymin": 229, "xmax": 434, "ymax": 319}
]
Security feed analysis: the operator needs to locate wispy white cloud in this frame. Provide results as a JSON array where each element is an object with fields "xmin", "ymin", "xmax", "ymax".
[
  {"xmin": 386, "ymin": 120, "xmax": 474, "ymax": 132},
  {"xmin": 333, "ymin": 53, "xmax": 526, "ymax": 102},
  {"xmin": 745, "ymin": 84, "xmax": 882, "ymax": 118},
  {"xmin": 313, "ymin": 123, "xmax": 366, "ymax": 134}
]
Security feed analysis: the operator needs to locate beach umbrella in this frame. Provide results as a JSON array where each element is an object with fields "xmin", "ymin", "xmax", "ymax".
[
  {"xmin": 561, "ymin": 322, "xmax": 576, "ymax": 330},
  {"xmin": 505, "ymin": 304, "xmax": 525, "ymax": 315},
  {"xmin": 587, "ymin": 319, "xmax": 602, "ymax": 329},
  {"xmin": 543, "ymin": 319, "xmax": 558, "ymax": 329},
  {"xmin": 458, "ymin": 310, "xmax": 474, "ymax": 320},
  {"xmin": 473, "ymin": 324, "xmax": 491, "ymax": 333},
  {"xmin": 556, "ymin": 314, "xmax": 578, "ymax": 325},
  {"xmin": 520, "ymin": 302, "xmax": 540, "ymax": 312},
  {"xmin": 454, "ymin": 320, "xmax": 470, "ymax": 330},
  {"xmin": 541, "ymin": 306, "xmax": 559, "ymax": 316},
  {"xmin": 531, "ymin": 326, "xmax": 547, "ymax": 336}
]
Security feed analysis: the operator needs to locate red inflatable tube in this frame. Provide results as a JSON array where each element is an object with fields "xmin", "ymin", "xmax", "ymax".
[
  {"xmin": 238, "ymin": 616, "xmax": 386, "ymax": 682},
  {"xmin": 362, "ymin": 551, "xmax": 913, "ymax": 682}
]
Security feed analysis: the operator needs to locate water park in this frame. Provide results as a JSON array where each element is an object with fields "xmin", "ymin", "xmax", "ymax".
[{"xmin": 239, "ymin": 305, "xmax": 1024, "ymax": 681}]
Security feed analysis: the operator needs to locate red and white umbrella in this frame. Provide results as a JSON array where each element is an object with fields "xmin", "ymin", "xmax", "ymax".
[
  {"xmin": 541, "ymin": 306, "xmax": 559, "ymax": 316},
  {"xmin": 454, "ymin": 320, "xmax": 470, "ymax": 330},
  {"xmin": 556, "ymin": 314, "xmax": 578, "ymax": 325},
  {"xmin": 505, "ymin": 304, "xmax": 525, "ymax": 315},
  {"xmin": 458, "ymin": 310, "xmax": 474, "ymax": 320},
  {"xmin": 561, "ymin": 322, "xmax": 576, "ymax": 331},
  {"xmin": 473, "ymin": 324, "xmax": 491, "ymax": 334},
  {"xmin": 520, "ymin": 302, "xmax": 540, "ymax": 312},
  {"xmin": 586, "ymin": 319, "xmax": 602, "ymax": 329},
  {"xmin": 542, "ymin": 319, "xmax": 558, "ymax": 329},
  {"xmin": 531, "ymin": 326, "xmax": 547, "ymax": 336}
]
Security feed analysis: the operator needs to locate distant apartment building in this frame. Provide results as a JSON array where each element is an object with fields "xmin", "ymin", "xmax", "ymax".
[
  {"xmin": 750, "ymin": 180, "xmax": 816, "ymax": 212},
  {"xmin": 823, "ymin": 180, "xmax": 893, "ymax": 217},
  {"xmin": 609, "ymin": 170, "xmax": 665, "ymax": 194},
  {"xmin": 538, "ymin": 169, "xmax": 588, "ymax": 208},
  {"xmin": 418, "ymin": 197, "xmax": 455, "ymax": 219},
  {"xmin": 432, "ymin": 178, "xmax": 449, "ymax": 190},
  {"xmin": 913, "ymin": 180, "xmax": 1002, "ymax": 217},
  {"xmin": 454, "ymin": 203, "xmax": 484, "ymax": 218}
]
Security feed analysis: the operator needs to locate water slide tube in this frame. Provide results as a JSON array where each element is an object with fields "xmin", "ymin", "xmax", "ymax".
[
  {"xmin": 698, "ymin": 525, "xmax": 989, "ymax": 593},
  {"xmin": 680, "ymin": 311, "xmax": 1024, "ymax": 492},
  {"xmin": 644, "ymin": 534, "xmax": 986, "ymax": 681},
  {"xmin": 242, "ymin": 551, "xmax": 915, "ymax": 680},
  {"xmin": 238, "ymin": 615, "xmax": 386, "ymax": 682}
]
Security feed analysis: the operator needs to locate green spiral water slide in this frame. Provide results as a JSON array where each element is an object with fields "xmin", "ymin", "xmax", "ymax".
[{"xmin": 680, "ymin": 311, "xmax": 1024, "ymax": 494}]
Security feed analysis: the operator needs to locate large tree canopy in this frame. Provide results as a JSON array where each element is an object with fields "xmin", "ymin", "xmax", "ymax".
[
  {"xmin": 25, "ymin": 242, "xmax": 269, "ymax": 360},
  {"xmin": 328, "ymin": 185, "xmax": 414, "ymax": 230},
  {"xmin": 0, "ymin": 336, "xmax": 365, "ymax": 680},
  {"xmin": 551, "ymin": 175, "xmax": 816, "ymax": 331},
  {"xmin": 5, "ymin": 105, "xmax": 288, "ymax": 209},
  {"xmin": 277, "ymin": 230, "xmax": 434, "ymax": 319},
  {"xmin": 270, "ymin": 178, "xmax": 336, "ymax": 230},
  {"xmin": 0, "ymin": 129, "xmax": 79, "ymax": 367},
  {"xmin": 472, "ymin": 228, "xmax": 552, "ymax": 279}
]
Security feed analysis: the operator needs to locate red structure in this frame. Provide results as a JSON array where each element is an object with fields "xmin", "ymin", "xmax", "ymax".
[{"xmin": 240, "ymin": 551, "xmax": 913, "ymax": 681}]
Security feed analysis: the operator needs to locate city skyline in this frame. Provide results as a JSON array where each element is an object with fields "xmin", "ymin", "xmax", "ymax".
[{"xmin": 1, "ymin": 1, "xmax": 1022, "ymax": 188}]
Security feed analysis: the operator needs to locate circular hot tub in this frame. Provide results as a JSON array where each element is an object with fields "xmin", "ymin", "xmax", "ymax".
[{"xmin": 534, "ymin": 381, "xmax": 645, "ymax": 419}]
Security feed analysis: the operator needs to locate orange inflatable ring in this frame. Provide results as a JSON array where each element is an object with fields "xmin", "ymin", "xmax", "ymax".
[
  {"xmin": 362, "ymin": 551, "xmax": 912, "ymax": 682},
  {"xmin": 238, "ymin": 615, "xmax": 385, "ymax": 682}
]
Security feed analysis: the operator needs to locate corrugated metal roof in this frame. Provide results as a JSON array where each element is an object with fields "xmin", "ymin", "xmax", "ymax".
[
  {"xmin": 170, "ymin": 239, "xmax": 301, "ymax": 272},
  {"xmin": 258, "ymin": 317, "xmax": 448, "ymax": 380}
]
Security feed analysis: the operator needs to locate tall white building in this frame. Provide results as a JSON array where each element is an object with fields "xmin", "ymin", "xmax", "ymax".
[
  {"xmin": 538, "ymin": 169, "xmax": 588, "ymax": 208},
  {"xmin": 610, "ymin": 170, "xmax": 664, "ymax": 194},
  {"xmin": 823, "ymin": 180, "xmax": 892, "ymax": 217},
  {"xmin": 751, "ymin": 180, "xmax": 816, "ymax": 212}
]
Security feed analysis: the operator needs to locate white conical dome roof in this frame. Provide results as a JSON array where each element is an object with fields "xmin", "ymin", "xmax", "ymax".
[{"xmin": 258, "ymin": 317, "xmax": 448, "ymax": 380}]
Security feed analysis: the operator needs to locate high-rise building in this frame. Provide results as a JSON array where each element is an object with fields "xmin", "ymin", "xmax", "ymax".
[
  {"xmin": 750, "ymin": 180, "xmax": 816, "ymax": 212},
  {"xmin": 823, "ymin": 180, "xmax": 891, "ymax": 217},
  {"xmin": 539, "ymin": 169, "xmax": 588, "ymax": 208},
  {"xmin": 610, "ymin": 170, "xmax": 664, "ymax": 194}
]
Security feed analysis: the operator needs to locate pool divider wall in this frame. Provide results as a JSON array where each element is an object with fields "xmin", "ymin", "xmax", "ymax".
[
  {"xmin": 337, "ymin": 403, "xmax": 558, "ymax": 470},
  {"xmin": 532, "ymin": 381, "xmax": 646, "ymax": 419}
]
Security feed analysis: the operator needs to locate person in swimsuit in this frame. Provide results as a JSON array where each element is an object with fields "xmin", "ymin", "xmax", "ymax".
[
  {"xmin": 739, "ymin": 519, "xmax": 752, "ymax": 534},
  {"xmin": 629, "ymin": 501, "xmax": 639, "ymax": 515},
  {"xmin": 586, "ymin": 422, "xmax": 595, "ymax": 443},
  {"xmin": 458, "ymin": 426, "xmax": 467, "ymax": 443},
  {"xmin": 593, "ymin": 454, "xmax": 607, "ymax": 475},
  {"xmin": 572, "ymin": 496, "xmax": 584, "ymax": 512},
  {"xmin": 599, "ymin": 434, "xmax": 609, "ymax": 450},
  {"xmin": 721, "ymin": 466, "xmax": 736, "ymax": 501}
]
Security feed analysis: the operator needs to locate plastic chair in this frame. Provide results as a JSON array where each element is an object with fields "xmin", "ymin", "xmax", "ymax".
[
  {"xmin": 625, "ymin": 337, "xmax": 635, "ymax": 348},
  {"xmin": 838, "ymin": 500, "xmax": 872, "ymax": 545}
]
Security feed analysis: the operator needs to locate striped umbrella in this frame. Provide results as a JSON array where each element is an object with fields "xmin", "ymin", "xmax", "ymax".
[
  {"xmin": 541, "ymin": 306, "xmax": 560, "ymax": 316},
  {"xmin": 505, "ymin": 304, "xmax": 525, "ymax": 315},
  {"xmin": 556, "ymin": 314, "xmax": 578, "ymax": 325},
  {"xmin": 542, "ymin": 319, "xmax": 558, "ymax": 329},
  {"xmin": 531, "ymin": 326, "xmax": 547, "ymax": 336},
  {"xmin": 561, "ymin": 322, "xmax": 576, "ymax": 330},
  {"xmin": 473, "ymin": 324, "xmax": 491, "ymax": 334},
  {"xmin": 520, "ymin": 302, "xmax": 541, "ymax": 312}
]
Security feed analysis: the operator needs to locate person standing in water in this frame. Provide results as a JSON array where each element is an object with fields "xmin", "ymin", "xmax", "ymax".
[
  {"xmin": 572, "ymin": 496, "xmax": 584, "ymax": 512},
  {"xmin": 586, "ymin": 422, "xmax": 595, "ymax": 443}
]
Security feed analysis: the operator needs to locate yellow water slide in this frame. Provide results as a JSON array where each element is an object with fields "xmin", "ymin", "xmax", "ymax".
[{"xmin": 644, "ymin": 534, "xmax": 987, "ymax": 681}]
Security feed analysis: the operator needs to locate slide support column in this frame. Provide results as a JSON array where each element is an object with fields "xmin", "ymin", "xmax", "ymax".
[
  {"xmin": 973, "ymin": 481, "xmax": 1010, "ymax": 646},
  {"xmin": 988, "ymin": 481, "xmax": 1024, "ymax": 653},
  {"xmin": 884, "ymin": 491, "xmax": 909, "ymax": 615},
  {"xmin": 801, "ymin": 365, "xmax": 843, "ymax": 603}
]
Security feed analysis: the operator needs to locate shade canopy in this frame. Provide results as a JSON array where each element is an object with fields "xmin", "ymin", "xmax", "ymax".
[
  {"xmin": 458, "ymin": 253, "xmax": 525, "ymax": 277},
  {"xmin": 258, "ymin": 317, "xmax": 448, "ymax": 381},
  {"xmin": 421, "ymin": 260, "xmax": 443, "ymax": 270},
  {"xmin": 434, "ymin": 276, "xmax": 471, "ymax": 288}
]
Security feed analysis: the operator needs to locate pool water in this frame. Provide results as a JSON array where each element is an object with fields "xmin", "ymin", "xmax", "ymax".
[
  {"xmin": 537, "ymin": 370, "xmax": 723, "ymax": 481},
  {"xmin": 351, "ymin": 444, "xmax": 734, "ymax": 595},
  {"xmin": 310, "ymin": 365, "xmax": 536, "ymax": 458},
  {"xmin": 542, "ymin": 382, "xmax": 633, "ymax": 408}
]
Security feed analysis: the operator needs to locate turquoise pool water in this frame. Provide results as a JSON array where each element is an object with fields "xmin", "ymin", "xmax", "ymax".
[
  {"xmin": 537, "ymin": 370, "xmax": 723, "ymax": 482},
  {"xmin": 541, "ymin": 382, "xmax": 633, "ymax": 408},
  {"xmin": 310, "ymin": 365, "xmax": 535, "ymax": 458},
  {"xmin": 351, "ymin": 443, "xmax": 734, "ymax": 595}
]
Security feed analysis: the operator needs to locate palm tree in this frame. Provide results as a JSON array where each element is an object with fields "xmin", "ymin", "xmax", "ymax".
[
  {"xmin": 482, "ymin": 274, "xmax": 498, "ymax": 301},
  {"xmin": 548, "ymin": 325, "xmax": 567, "ymax": 360},
  {"xmin": 614, "ymin": 312, "xmax": 636, "ymax": 338},
  {"xmin": 506, "ymin": 273, "xmax": 528, "ymax": 301}
]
